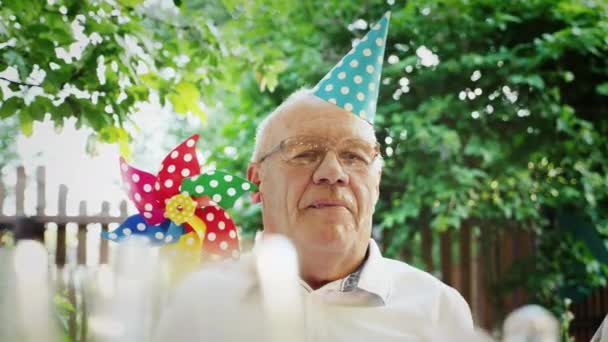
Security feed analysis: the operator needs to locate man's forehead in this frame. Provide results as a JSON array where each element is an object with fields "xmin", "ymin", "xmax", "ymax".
[{"xmin": 269, "ymin": 95, "xmax": 377, "ymax": 143}]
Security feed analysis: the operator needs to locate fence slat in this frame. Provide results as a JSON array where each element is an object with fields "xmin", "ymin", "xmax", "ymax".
[
  {"xmin": 0, "ymin": 172, "xmax": 5, "ymax": 215},
  {"xmin": 470, "ymin": 227, "xmax": 481, "ymax": 326},
  {"xmin": 512, "ymin": 230, "xmax": 530, "ymax": 307},
  {"xmin": 422, "ymin": 227, "xmax": 433, "ymax": 272},
  {"xmin": 99, "ymin": 201, "xmax": 110, "ymax": 264},
  {"xmin": 36, "ymin": 166, "xmax": 45, "ymax": 216},
  {"xmin": 460, "ymin": 224, "xmax": 472, "ymax": 305},
  {"xmin": 440, "ymin": 229, "xmax": 453, "ymax": 285},
  {"xmin": 56, "ymin": 185, "xmax": 68, "ymax": 267},
  {"xmin": 500, "ymin": 229, "xmax": 515, "ymax": 313},
  {"xmin": 477, "ymin": 228, "xmax": 493, "ymax": 329},
  {"xmin": 16, "ymin": 166, "xmax": 25, "ymax": 216},
  {"xmin": 77, "ymin": 201, "xmax": 87, "ymax": 265},
  {"xmin": 120, "ymin": 200, "xmax": 128, "ymax": 217}
]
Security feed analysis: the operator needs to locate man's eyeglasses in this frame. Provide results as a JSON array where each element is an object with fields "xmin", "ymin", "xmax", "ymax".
[{"xmin": 258, "ymin": 136, "xmax": 380, "ymax": 171}]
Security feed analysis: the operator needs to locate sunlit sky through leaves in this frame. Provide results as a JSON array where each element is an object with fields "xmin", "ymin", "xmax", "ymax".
[{"xmin": 6, "ymin": 99, "xmax": 175, "ymax": 217}]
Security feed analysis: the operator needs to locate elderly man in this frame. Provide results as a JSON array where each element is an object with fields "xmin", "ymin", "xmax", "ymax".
[{"xmin": 156, "ymin": 12, "xmax": 474, "ymax": 341}]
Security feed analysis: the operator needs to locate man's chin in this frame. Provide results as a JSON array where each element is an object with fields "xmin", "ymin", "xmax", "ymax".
[
  {"xmin": 294, "ymin": 224, "xmax": 356, "ymax": 251},
  {"xmin": 301, "ymin": 207, "xmax": 354, "ymax": 225}
]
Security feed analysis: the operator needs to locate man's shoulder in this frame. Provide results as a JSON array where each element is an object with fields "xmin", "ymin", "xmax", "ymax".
[
  {"xmin": 379, "ymin": 256, "xmax": 463, "ymax": 300},
  {"xmin": 381, "ymin": 256, "xmax": 442, "ymax": 286},
  {"xmin": 378, "ymin": 256, "xmax": 474, "ymax": 328}
]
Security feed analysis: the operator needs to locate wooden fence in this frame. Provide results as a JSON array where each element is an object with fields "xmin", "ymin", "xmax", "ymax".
[
  {"xmin": 383, "ymin": 221, "xmax": 535, "ymax": 331},
  {"xmin": 571, "ymin": 286, "xmax": 608, "ymax": 341},
  {"xmin": 0, "ymin": 165, "xmax": 604, "ymax": 340},
  {"xmin": 0, "ymin": 166, "xmax": 129, "ymax": 341},
  {"xmin": 0, "ymin": 166, "xmax": 127, "ymax": 266}
]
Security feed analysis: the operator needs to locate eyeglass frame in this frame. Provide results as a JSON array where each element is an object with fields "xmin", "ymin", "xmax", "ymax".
[{"xmin": 257, "ymin": 135, "xmax": 382, "ymax": 169}]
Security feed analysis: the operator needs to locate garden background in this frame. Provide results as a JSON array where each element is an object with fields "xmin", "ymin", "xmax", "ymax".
[{"xmin": 0, "ymin": 0, "xmax": 607, "ymax": 340}]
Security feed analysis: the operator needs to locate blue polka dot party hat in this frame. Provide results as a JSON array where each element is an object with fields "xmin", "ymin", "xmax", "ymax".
[{"xmin": 313, "ymin": 12, "xmax": 390, "ymax": 124}]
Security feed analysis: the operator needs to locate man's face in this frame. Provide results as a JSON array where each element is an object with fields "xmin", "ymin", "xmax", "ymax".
[{"xmin": 248, "ymin": 95, "xmax": 381, "ymax": 257}]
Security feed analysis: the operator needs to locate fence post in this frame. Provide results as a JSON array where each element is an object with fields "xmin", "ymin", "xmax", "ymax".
[
  {"xmin": 119, "ymin": 200, "xmax": 127, "ymax": 217},
  {"xmin": 56, "ymin": 184, "xmax": 68, "ymax": 267},
  {"xmin": 480, "ymin": 228, "xmax": 498, "ymax": 328},
  {"xmin": 16, "ymin": 166, "xmax": 25, "ymax": 216},
  {"xmin": 460, "ymin": 224, "xmax": 472, "ymax": 306},
  {"xmin": 440, "ymin": 229, "xmax": 453, "ymax": 285},
  {"xmin": 421, "ymin": 227, "xmax": 433, "ymax": 273},
  {"xmin": 99, "ymin": 201, "xmax": 110, "ymax": 264},
  {"xmin": 500, "ymin": 228, "xmax": 516, "ymax": 314},
  {"xmin": 77, "ymin": 201, "xmax": 87, "ymax": 265},
  {"xmin": 36, "ymin": 166, "xmax": 45, "ymax": 216},
  {"xmin": 0, "ymin": 169, "xmax": 5, "ymax": 215}
]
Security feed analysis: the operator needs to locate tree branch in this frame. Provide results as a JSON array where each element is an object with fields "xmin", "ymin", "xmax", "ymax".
[{"xmin": 0, "ymin": 76, "xmax": 41, "ymax": 88}]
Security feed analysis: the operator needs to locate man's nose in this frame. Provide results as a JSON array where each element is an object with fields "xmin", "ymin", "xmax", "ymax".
[{"xmin": 312, "ymin": 151, "xmax": 349, "ymax": 185}]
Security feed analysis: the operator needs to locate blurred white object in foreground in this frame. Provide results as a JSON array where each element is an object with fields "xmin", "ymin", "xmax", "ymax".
[
  {"xmin": 0, "ymin": 247, "xmax": 18, "ymax": 341},
  {"xmin": 11, "ymin": 240, "xmax": 59, "ymax": 342},
  {"xmin": 502, "ymin": 304, "xmax": 559, "ymax": 342},
  {"xmin": 89, "ymin": 236, "xmax": 162, "ymax": 342},
  {"xmin": 255, "ymin": 234, "xmax": 305, "ymax": 342},
  {"xmin": 155, "ymin": 234, "xmax": 305, "ymax": 341}
]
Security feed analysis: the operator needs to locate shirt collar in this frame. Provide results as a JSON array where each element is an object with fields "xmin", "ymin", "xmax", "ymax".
[
  {"xmin": 297, "ymin": 239, "xmax": 391, "ymax": 305},
  {"xmin": 254, "ymin": 234, "xmax": 392, "ymax": 304},
  {"xmin": 350, "ymin": 239, "xmax": 391, "ymax": 304}
]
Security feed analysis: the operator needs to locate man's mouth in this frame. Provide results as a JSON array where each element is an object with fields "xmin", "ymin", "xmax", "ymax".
[{"xmin": 307, "ymin": 200, "xmax": 349, "ymax": 210}]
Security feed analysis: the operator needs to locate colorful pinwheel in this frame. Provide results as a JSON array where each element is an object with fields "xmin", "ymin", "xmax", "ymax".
[{"xmin": 102, "ymin": 134, "xmax": 255, "ymax": 261}]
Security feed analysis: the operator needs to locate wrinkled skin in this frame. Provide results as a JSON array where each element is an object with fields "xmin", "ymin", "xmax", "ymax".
[{"xmin": 248, "ymin": 94, "xmax": 381, "ymax": 288}]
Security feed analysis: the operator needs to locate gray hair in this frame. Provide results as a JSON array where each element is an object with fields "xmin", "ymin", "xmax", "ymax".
[{"xmin": 251, "ymin": 88, "xmax": 314, "ymax": 162}]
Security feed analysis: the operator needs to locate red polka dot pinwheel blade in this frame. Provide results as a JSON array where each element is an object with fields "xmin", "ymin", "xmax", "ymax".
[
  {"xmin": 155, "ymin": 134, "xmax": 201, "ymax": 204},
  {"xmin": 198, "ymin": 206, "xmax": 240, "ymax": 259},
  {"xmin": 119, "ymin": 157, "xmax": 165, "ymax": 225}
]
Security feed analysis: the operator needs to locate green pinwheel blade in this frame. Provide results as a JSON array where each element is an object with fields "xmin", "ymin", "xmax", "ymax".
[{"xmin": 180, "ymin": 170, "xmax": 256, "ymax": 209}]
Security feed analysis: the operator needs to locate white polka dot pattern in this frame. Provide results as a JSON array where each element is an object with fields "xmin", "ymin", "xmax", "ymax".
[
  {"xmin": 311, "ymin": 12, "xmax": 390, "ymax": 124},
  {"xmin": 180, "ymin": 170, "xmax": 256, "ymax": 210},
  {"xmin": 154, "ymin": 134, "xmax": 201, "ymax": 207},
  {"xmin": 198, "ymin": 206, "xmax": 240, "ymax": 259}
]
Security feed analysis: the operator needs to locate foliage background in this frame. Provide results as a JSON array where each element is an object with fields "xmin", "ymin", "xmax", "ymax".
[{"xmin": 2, "ymin": 0, "xmax": 607, "ymax": 335}]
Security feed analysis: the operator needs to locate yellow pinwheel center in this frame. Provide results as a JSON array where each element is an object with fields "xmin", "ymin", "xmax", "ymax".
[{"xmin": 165, "ymin": 193, "xmax": 197, "ymax": 224}]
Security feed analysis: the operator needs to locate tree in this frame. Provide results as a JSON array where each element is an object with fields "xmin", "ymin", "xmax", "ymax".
[
  {"xmin": 0, "ymin": 0, "xmax": 288, "ymax": 157},
  {"xmin": 375, "ymin": 0, "xmax": 607, "ymax": 334}
]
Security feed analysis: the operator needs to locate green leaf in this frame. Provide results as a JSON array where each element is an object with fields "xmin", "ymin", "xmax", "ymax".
[
  {"xmin": 596, "ymin": 83, "xmax": 608, "ymax": 96},
  {"xmin": 0, "ymin": 97, "xmax": 23, "ymax": 118},
  {"xmin": 431, "ymin": 215, "xmax": 450, "ymax": 232},
  {"xmin": 168, "ymin": 81, "xmax": 206, "ymax": 121},
  {"xmin": 509, "ymin": 74, "xmax": 545, "ymax": 89},
  {"xmin": 53, "ymin": 294, "xmax": 76, "ymax": 314},
  {"xmin": 117, "ymin": 0, "xmax": 144, "ymax": 7},
  {"xmin": 463, "ymin": 136, "xmax": 501, "ymax": 165},
  {"xmin": 29, "ymin": 97, "xmax": 53, "ymax": 121},
  {"xmin": 140, "ymin": 73, "xmax": 162, "ymax": 89},
  {"xmin": 3, "ymin": 51, "xmax": 30, "ymax": 80},
  {"xmin": 98, "ymin": 126, "xmax": 132, "ymax": 159},
  {"xmin": 85, "ymin": 134, "xmax": 100, "ymax": 157},
  {"xmin": 19, "ymin": 110, "xmax": 33, "ymax": 136}
]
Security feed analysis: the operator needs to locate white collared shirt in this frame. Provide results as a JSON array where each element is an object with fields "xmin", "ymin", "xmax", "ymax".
[
  {"xmin": 293, "ymin": 239, "xmax": 474, "ymax": 341},
  {"xmin": 156, "ymin": 239, "xmax": 474, "ymax": 341}
]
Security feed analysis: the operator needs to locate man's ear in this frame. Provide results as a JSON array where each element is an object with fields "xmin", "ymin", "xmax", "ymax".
[{"xmin": 247, "ymin": 162, "xmax": 262, "ymax": 204}]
